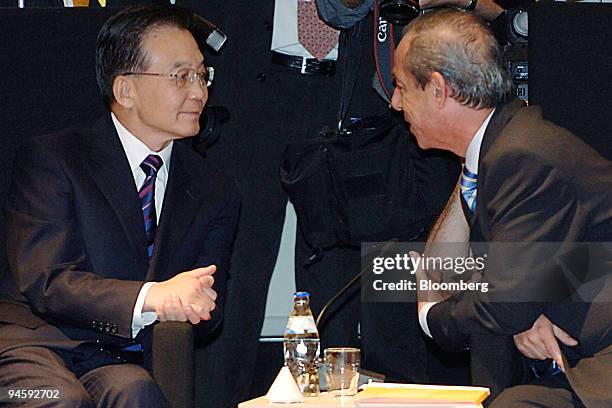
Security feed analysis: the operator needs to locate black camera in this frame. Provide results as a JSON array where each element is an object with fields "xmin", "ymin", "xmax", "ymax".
[
  {"xmin": 378, "ymin": 0, "xmax": 420, "ymax": 25},
  {"xmin": 491, "ymin": 8, "xmax": 529, "ymax": 102}
]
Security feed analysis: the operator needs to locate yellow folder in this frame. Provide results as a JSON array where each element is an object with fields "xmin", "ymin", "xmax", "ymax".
[{"xmin": 356, "ymin": 383, "xmax": 490, "ymax": 406}]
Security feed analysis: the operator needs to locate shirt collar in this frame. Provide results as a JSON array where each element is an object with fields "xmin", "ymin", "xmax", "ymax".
[
  {"xmin": 465, "ymin": 109, "xmax": 495, "ymax": 175},
  {"xmin": 111, "ymin": 113, "xmax": 173, "ymax": 177}
]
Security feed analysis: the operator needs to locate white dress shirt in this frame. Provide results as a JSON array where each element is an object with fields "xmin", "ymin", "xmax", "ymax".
[
  {"xmin": 111, "ymin": 113, "xmax": 173, "ymax": 338},
  {"xmin": 418, "ymin": 109, "xmax": 495, "ymax": 338},
  {"xmin": 271, "ymin": 0, "xmax": 339, "ymax": 60}
]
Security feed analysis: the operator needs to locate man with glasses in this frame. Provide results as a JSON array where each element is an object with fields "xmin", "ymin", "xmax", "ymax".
[{"xmin": 0, "ymin": 5, "xmax": 239, "ymax": 406}]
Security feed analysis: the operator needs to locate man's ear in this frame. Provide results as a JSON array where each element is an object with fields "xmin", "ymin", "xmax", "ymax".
[
  {"xmin": 428, "ymin": 72, "xmax": 448, "ymax": 108},
  {"xmin": 112, "ymin": 76, "xmax": 135, "ymax": 109}
]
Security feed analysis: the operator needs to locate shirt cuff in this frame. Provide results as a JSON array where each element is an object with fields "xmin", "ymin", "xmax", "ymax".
[
  {"xmin": 132, "ymin": 281, "xmax": 158, "ymax": 338},
  {"xmin": 418, "ymin": 301, "xmax": 438, "ymax": 339}
]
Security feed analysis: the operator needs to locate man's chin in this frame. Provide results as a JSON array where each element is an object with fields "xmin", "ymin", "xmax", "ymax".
[
  {"xmin": 173, "ymin": 124, "xmax": 200, "ymax": 140},
  {"xmin": 413, "ymin": 133, "xmax": 432, "ymax": 150}
]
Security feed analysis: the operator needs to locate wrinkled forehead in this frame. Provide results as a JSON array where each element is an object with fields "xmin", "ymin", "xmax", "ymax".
[
  {"xmin": 396, "ymin": 32, "xmax": 415, "ymax": 60},
  {"xmin": 392, "ymin": 37, "xmax": 411, "ymax": 78}
]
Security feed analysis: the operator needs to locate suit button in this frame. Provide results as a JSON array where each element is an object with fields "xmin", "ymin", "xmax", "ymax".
[
  {"xmin": 256, "ymin": 73, "xmax": 266, "ymax": 82},
  {"xmin": 263, "ymin": 20, "xmax": 272, "ymax": 30}
]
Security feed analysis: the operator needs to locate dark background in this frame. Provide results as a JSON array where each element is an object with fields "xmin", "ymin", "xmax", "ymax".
[{"xmin": 0, "ymin": 1, "xmax": 611, "ymax": 407}]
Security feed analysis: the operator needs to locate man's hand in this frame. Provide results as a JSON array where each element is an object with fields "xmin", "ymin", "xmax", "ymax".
[
  {"xmin": 513, "ymin": 314, "xmax": 578, "ymax": 371},
  {"xmin": 144, "ymin": 265, "xmax": 217, "ymax": 324},
  {"xmin": 410, "ymin": 251, "xmax": 453, "ymax": 315}
]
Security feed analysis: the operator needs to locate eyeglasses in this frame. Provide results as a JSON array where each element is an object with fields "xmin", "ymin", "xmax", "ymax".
[{"xmin": 123, "ymin": 66, "xmax": 214, "ymax": 89}]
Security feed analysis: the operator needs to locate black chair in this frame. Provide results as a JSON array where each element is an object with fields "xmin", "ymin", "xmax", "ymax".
[
  {"xmin": 470, "ymin": 334, "xmax": 525, "ymax": 405},
  {"xmin": 153, "ymin": 322, "xmax": 195, "ymax": 408}
]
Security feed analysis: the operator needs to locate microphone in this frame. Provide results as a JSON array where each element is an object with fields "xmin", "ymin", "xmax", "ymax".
[
  {"xmin": 314, "ymin": 260, "xmax": 387, "ymax": 385},
  {"xmin": 315, "ymin": 268, "xmax": 365, "ymax": 328},
  {"xmin": 191, "ymin": 13, "xmax": 228, "ymax": 52},
  {"xmin": 315, "ymin": 240, "xmax": 412, "ymax": 328}
]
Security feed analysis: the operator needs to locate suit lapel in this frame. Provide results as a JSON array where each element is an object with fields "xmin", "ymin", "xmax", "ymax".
[
  {"xmin": 84, "ymin": 117, "xmax": 209, "ymax": 279},
  {"xmin": 84, "ymin": 116, "xmax": 149, "ymax": 265},
  {"xmin": 148, "ymin": 143, "xmax": 203, "ymax": 279},
  {"xmin": 470, "ymin": 99, "xmax": 526, "ymax": 238}
]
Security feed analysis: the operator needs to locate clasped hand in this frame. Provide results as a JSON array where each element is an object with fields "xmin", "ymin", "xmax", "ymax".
[{"xmin": 143, "ymin": 265, "xmax": 217, "ymax": 324}]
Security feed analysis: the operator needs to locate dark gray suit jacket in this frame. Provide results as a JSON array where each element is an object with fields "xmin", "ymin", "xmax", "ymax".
[
  {"xmin": 428, "ymin": 100, "xmax": 612, "ymax": 406},
  {"xmin": 0, "ymin": 114, "xmax": 240, "ymax": 355}
]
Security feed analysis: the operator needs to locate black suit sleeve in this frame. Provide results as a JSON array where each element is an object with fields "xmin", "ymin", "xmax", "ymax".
[{"xmin": 6, "ymin": 137, "xmax": 143, "ymax": 339}]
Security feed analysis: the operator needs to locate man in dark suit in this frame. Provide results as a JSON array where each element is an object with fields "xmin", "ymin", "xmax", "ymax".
[
  {"xmin": 0, "ymin": 5, "xmax": 239, "ymax": 406},
  {"xmin": 391, "ymin": 9, "xmax": 612, "ymax": 407}
]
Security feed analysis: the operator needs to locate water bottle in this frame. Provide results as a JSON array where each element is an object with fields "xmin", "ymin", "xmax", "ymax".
[{"xmin": 283, "ymin": 291, "xmax": 320, "ymax": 396}]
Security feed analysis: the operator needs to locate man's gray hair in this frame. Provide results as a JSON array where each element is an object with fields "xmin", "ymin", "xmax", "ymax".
[{"xmin": 402, "ymin": 9, "xmax": 514, "ymax": 109}]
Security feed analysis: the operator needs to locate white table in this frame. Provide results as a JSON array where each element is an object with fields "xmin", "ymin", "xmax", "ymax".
[
  {"xmin": 239, "ymin": 394, "xmax": 484, "ymax": 408},
  {"xmin": 239, "ymin": 394, "xmax": 357, "ymax": 407}
]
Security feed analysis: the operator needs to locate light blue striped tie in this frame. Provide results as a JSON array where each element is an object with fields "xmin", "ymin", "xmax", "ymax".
[{"xmin": 460, "ymin": 166, "xmax": 478, "ymax": 214}]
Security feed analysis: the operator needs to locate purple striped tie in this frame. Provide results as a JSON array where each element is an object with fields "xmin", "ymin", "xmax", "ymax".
[{"xmin": 139, "ymin": 154, "xmax": 162, "ymax": 258}]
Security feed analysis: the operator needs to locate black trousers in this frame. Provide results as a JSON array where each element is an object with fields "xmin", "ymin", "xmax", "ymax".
[{"xmin": 0, "ymin": 344, "xmax": 169, "ymax": 407}]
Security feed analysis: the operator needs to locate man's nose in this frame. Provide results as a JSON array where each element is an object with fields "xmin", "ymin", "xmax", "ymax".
[
  {"xmin": 391, "ymin": 88, "xmax": 402, "ymax": 111},
  {"xmin": 188, "ymin": 79, "xmax": 207, "ymax": 102}
]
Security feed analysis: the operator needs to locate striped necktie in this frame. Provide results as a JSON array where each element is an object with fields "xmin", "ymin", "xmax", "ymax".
[
  {"xmin": 139, "ymin": 154, "xmax": 162, "ymax": 259},
  {"xmin": 460, "ymin": 166, "xmax": 478, "ymax": 214}
]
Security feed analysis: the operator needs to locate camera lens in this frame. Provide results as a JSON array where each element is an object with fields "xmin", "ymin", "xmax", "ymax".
[
  {"xmin": 378, "ymin": 0, "xmax": 420, "ymax": 26},
  {"xmin": 512, "ymin": 10, "xmax": 528, "ymax": 38}
]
